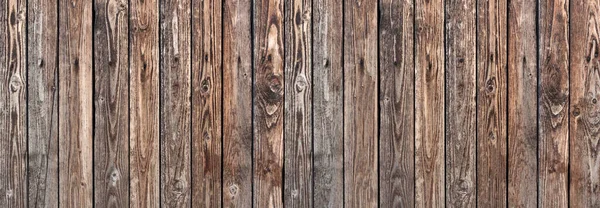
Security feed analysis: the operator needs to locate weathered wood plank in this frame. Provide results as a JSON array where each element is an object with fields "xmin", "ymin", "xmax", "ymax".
[
  {"xmin": 0, "ymin": 0, "xmax": 26, "ymax": 206},
  {"xmin": 58, "ymin": 0, "xmax": 93, "ymax": 206},
  {"xmin": 343, "ymin": 0, "xmax": 378, "ymax": 207},
  {"xmin": 446, "ymin": 0, "xmax": 476, "ymax": 205},
  {"xmin": 312, "ymin": 0, "xmax": 344, "ymax": 206},
  {"xmin": 476, "ymin": 0, "xmax": 508, "ymax": 205},
  {"xmin": 570, "ymin": 0, "xmax": 600, "ymax": 206},
  {"xmin": 222, "ymin": 0, "xmax": 253, "ymax": 205},
  {"xmin": 160, "ymin": 0, "xmax": 192, "ymax": 206},
  {"xmin": 191, "ymin": 0, "xmax": 222, "ymax": 206},
  {"xmin": 378, "ymin": 0, "xmax": 414, "ymax": 206},
  {"xmin": 539, "ymin": 0, "xmax": 569, "ymax": 206},
  {"xmin": 415, "ymin": 0, "xmax": 444, "ymax": 206},
  {"xmin": 283, "ymin": 0, "xmax": 311, "ymax": 205},
  {"xmin": 93, "ymin": 0, "xmax": 129, "ymax": 206},
  {"xmin": 27, "ymin": 0, "xmax": 59, "ymax": 206},
  {"xmin": 507, "ymin": 0, "xmax": 537, "ymax": 206},
  {"xmin": 253, "ymin": 0, "xmax": 284, "ymax": 206}
]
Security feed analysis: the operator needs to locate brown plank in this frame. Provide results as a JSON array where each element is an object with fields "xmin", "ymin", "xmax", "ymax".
[
  {"xmin": 129, "ymin": 0, "xmax": 160, "ymax": 206},
  {"xmin": 539, "ymin": 0, "xmax": 569, "ymax": 206},
  {"xmin": 343, "ymin": 0, "xmax": 378, "ymax": 207},
  {"xmin": 222, "ymin": 0, "xmax": 253, "ymax": 205},
  {"xmin": 283, "ymin": 0, "xmax": 312, "ymax": 205},
  {"xmin": 507, "ymin": 0, "xmax": 537, "ymax": 205},
  {"xmin": 93, "ymin": 0, "xmax": 129, "ymax": 206},
  {"xmin": 27, "ymin": 0, "xmax": 59, "ymax": 206},
  {"xmin": 445, "ymin": 0, "xmax": 477, "ymax": 205},
  {"xmin": 570, "ymin": 0, "xmax": 600, "ymax": 206},
  {"xmin": 253, "ymin": 0, "xmax": 284, "ymax": 206},
  {"xmin": 58, "ymin": 0, "xmax": 93, "ymax": 205},
  {"xmin": 160, "ymin": 0, "xmax": 192, "ymax": 206},
  {"xmin": 415, "ymin": 0, "xmax": 444, "ymax": 205},
  {"xmin": 312, "ymin": 0, "xmax": 344, "ymax": 205},
  {"xmin": 191, "ymin": 0, "xmax": 222, "ymax": 206},
  {"xmin": 378, "ymin": 0, "xmax": 414, "ymax": 206},
  {"xmin": 476, "ymin": 0, "xmax": 508, "ymax": 205},
  {"xmin": 0, "ymin": 0, "xmax": 26, "ymax": 206}
]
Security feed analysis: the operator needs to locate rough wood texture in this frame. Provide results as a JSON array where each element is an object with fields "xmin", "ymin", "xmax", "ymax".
[
  {"xmin": 539, "ymin": 0, "xmax": 569, "ymax": 206},
  {"xmin": 343, "ymin": 0, "xmax": 378, "ymax": 207},
  {"xmin": 222, "ymin": 0, "xmax": 253, "ymax": 205},
  {"xmin": 507, "ymin": 0, "xmax": 537, "ymax": 206},
  {"xmin": 476, "ymin": 0, "xmax": 508, "ymax": 205},
  {"xmin": 58, "ymin": 0, "xmax": 93, "ymax": 206},
  {"xmin": 415, "ymin": 0, "xmax": 445, "ymax": 206},
  {"xmin": 130, "ymin": 0, "xmax": 160, "ymax": 206},
  {"xmin": 378, "ymin": 0, "xmax": 414, "ymax": 206},
  {"xmin": 93, "ymin": 0, "xmax": 129, "ymax": 206},
  {"xmin": 253, "ymin": 0, "xmax": 284, "ymax": 206},
  {"xmin": 27, "ymin": 0, "xmax": 59, "ymax": 206},
  {"xmin": 191, "ymin": 0, "xmax": 222, "ymax": 206},
  {"xmin": 570, "ymin": 0, "xmax": 600, "ymax": 206},
  {"xmin": 445, "ymin": 0, "xmax": 476, "ymax": 205},
  {"xmin": 0, "ymin": 0, "xmax": 26, "ymax": 206},
  {"xmin": 312, "ymin": 0, "xmax": 344, "ymax": 206}
]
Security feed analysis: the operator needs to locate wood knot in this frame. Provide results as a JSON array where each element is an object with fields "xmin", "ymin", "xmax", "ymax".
[
  {"xmin": 573, "ymin": 107, "xmax": 581, "ymax": 116},
  {"xmin": 200, "ymin": 78, "xmax": 211, "ymax": 94},
  {"xmin": 593, "ymin": 98, "xmax": 597, "ymax": 104},
  {"xmin": 228, "ymin": 184, "xmax": 239, "ymax": 196},
  {"xmin": 295, "ymin": 75, "xmax": 307, "ymax": 92},
  {"xmin": 267, "ymin": 73, "xmax": 283, "ymax": 94},
  {"xmin": 323, "ymin": 59, "xmax": 330, "ymax": 68},
  {"xmin": 38, "ymin": 59, "xmax": 44, "ymax": 67},
  {"xmin": 485, "ymin": 78, "xmax": 495, "ymax": 93},
  {"xmin": 9, "ymin": 75, "xmax": 22, "ymax": 93}
]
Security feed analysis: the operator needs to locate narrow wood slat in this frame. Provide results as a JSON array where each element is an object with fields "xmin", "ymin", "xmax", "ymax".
[
  {"xmin": 191, "ymin": 0, "xmax": 222, "ymax": 206},
  {"xmin": 0, "ymin": 0, "xmax": 26, "ymax": 206},
  {"xmin": 312, "ymin": 0, "xmax": 344, "ymax": 205},
  {"xmin": 58, "ymin": 0, "xmax": 93, "ymax": 206},
  {"xmin": 93, "ymin": 0, "xmax": 129, "ymax": 206},
  {"xmin": 415, "ymin": 0, "xmax": 445, "ymax": 206},
  {"xmin": 539, "ymin": 0, "xmax": 569, "ymax": 206},
  {"xmin": 507, "ymin": 0, "xmax": 537, "ymax": 206},
  {"xmin": 253, "ymin": 0, "xmax": 284, "ymax": 206},
  {"xmin": 27, "ymin": 0, "xmax": 59, "ymax": 206}
]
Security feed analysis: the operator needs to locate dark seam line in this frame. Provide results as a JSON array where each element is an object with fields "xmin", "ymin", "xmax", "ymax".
[
  {"xmin": 57, "ymin": 0, "xmax": 61, "ymax": 205},
  {"xmin": 443, "ymin": 0, "xmax": 447, "ymax": 206},
  {"xmin": 341, "ymin": 0, "xmax": 345, "ymax": 206},
  {"xmin": 376, "ymin": 0, "xmax": 381, "ymax": 206},
  {"xmin": 475, "ymin": 0, "xmax": 479, "ymax": 205},
  {"xmin": 250, "ymin": 0, "xmax": 255, "ymax": 206},
  {"xmin": 220, "ymin": 0, "xmax": 225, "ymax": 206},
  {"xmin": 505, "ymin": 0, "xmax": 509, "ymax": 206},
  {"xmin": 567, "ymin": 0, "xmax": 571, "ymax": 205},
  {"xmin": 413, "ymin": 0, "xmax": 416, "ymax": 205},
  {"xmin": 25, "ymin": 0, "xmax": 29, "ymax": 205},
  {"xmin": 535, "ymin": 0, "xmax": 540, "ymax": 205},
  {"xmin": 92, "ymin": 1, "xmax": 96, "ymax": 206},
  {"xmin": 127, "ymin": 0, "xmax": 131, "ymax": 205},
  {"xmin": 281, "ymin": 0, "xmax": 285, "ymax": 205},
  {"xmin": 189, "ymin": 0, "xmax": 193, "ymax": 206},
  {"xmin": 158, "ymin": 0, "xmax": 162, "ymax": 205},
  {"xmin": 310, "ymin": 0, "xmax": 315, "ymax": 206}
]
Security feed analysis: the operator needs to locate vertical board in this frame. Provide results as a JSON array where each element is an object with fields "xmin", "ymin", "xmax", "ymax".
[
  {"xmin": 160, "ymin": 0, "xmax": 192, "ymax": 206},
  {"xmin": 570, "ymin": 0, "xmax": 600, "ymax": 206},
  {"xmin": 222, "ymin": 0, "xmax": 253, "ymax": 205},
  {"xmin": 343, "ymin": 0, "xmax": 378, "ymax": 207},
  {"xmin": 445, "ymin": 0, "xmax": 476, "ymax": 205},
  {"xmin": 476, "ymin": 0, "xmax": 508, "ymax": 205},
  {"xmin": 312, "ymin": 0, "xmax": 344, "ymax": 206},
  {"xmin": 58, "ymin": 0, "xmax": 93, "ymax": 206},
  {"xmin": 130, "ymin": 0, "xmax": 160, "ymax": 206},
  {"xmin": 539, "ymin": 0, "xmax": 569, "ymax": 206},
  {"xmin": 415, "ymin": 0, "xmax": 444, "ymax": 206},
  {"xmin": 93, "ymin": 0, "xmax": 129, "ymax": 206},
  {"xmin": 253, "ymin": 0, "xmax": 284, "ymax": 206},
  {"xmin": 27, "ymin": 0, "xmax": 59, "ymax": 206},
  {"xmin": 0, "ymin": 0, "xmax": 26, "ymax": 206},
  {"xmin": 191, "ymin": 0, "xmax": 222, "ymax": 205},
  {"xmin": 378, "ymin": 0, "xmax": 414, "ymax": 206},
  {"xmin": 507, "ymin": 0, "xmax": 537, "ymax": 206}
]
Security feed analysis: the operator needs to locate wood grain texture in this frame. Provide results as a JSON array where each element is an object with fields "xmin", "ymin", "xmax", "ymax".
[
  {"xmin": 539, "ymin": 0, "xmax": 569, "ymax": 206},
  {"xmin": 343, "ymin": 0, "xmax": 378, "ymax": 207},
  {"xmin": 93, "ymin": 0, "xmax": 129, "ymax": 206},
  {"xmin": 378, "ymin": 0, "xmax": 414, "ymax": 206},
  {"xmin": 0, "ymin": 0, "xmax": 26, "ymax": 206},
  {"xmin": 130, "ymin": 0, "xmax": 160, "ymax": 206},
  {"xmin": 476, "ymin": 0, "xmax": 508, "ymax": 205},
  {"xmin": 507, "ymin": 0, "xmax": 537, "ymax": 206},
  {"xmin": 312, "ymin": 0, "xmax": 344, "ymax": 206},
  {"xmin": 415, "ymin": 0, "xmax": 445, "ymax": 206},
  {"xmin": 445, "ymin": 0, "xmax": 476, "ymax": 205},
  {"xmin": 159, "ymin": 0, "xmax": 192, "ymax": 206},
  {"xmin": 570, "ymin": 0, "xmax": 600, "ymax": 206},
  {"xmin": 253, "ymin": 0, "xmax": 284, "ymax": 206},
  {"xmin": 222, "ymin": 0, "xmax": 253, "ymax": 205},
  {"xmin": 58, "ymin": 0, "xmax": 93, "ymax": 206},
  {"xmin": 191, "ymin": 0, "xmax": 222, "ymax": 206},
  {"xmin": 27, "ymin": 0, "xmax": 59, "ymax": 206}
]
